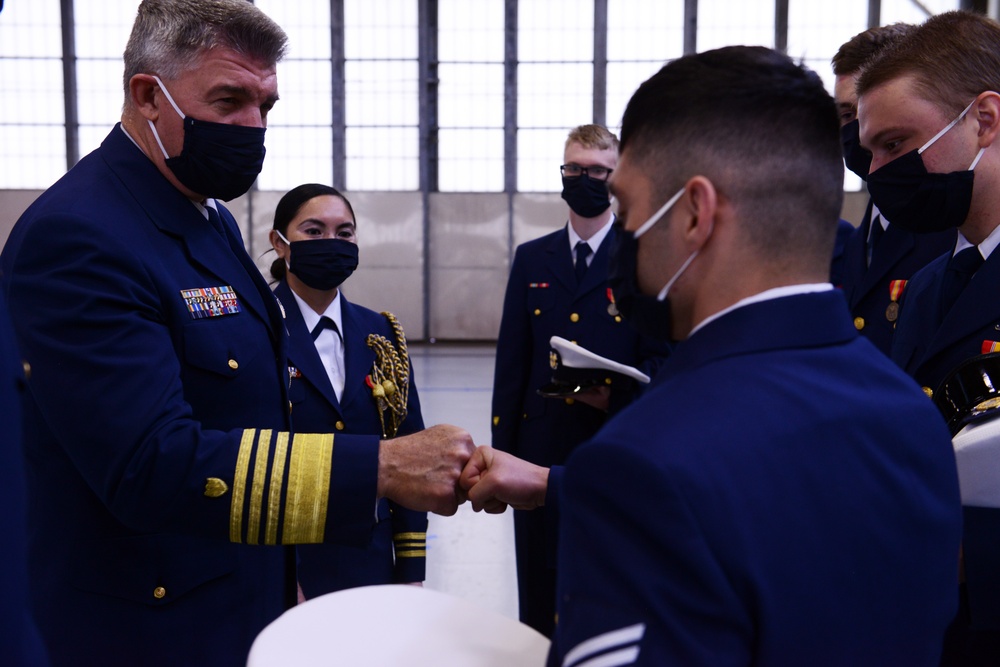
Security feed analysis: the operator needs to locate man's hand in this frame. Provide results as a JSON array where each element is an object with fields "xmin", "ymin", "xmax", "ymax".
[
  {"xmin": 459, "ymin": 446, "xmax": 549, "ymax": 513},
  {"xmin": 572, "ymin": 385, "xmax": 610, "ymax": 411},
  {"xmin": 378, "ymin": 424, "xmax": 475, "ymax": 516}
]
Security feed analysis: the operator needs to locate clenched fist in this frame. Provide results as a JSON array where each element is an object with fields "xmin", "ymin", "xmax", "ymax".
[{"xmin": 377, "ymin": 424, "xmax": 476, "ymax": 516}]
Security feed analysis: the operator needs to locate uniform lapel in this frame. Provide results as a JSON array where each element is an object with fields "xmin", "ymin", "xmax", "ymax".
[
  {"xmin": 576, "ymin": 224, "xmax": 615, "ymax": 299},
  {"xmin": 855, "ymin": 222, "xmax": 916, "ymax": 304},
  {"xmin": 103, "ymin": 126, "xmax": 279, "ymax": 339},
  {"xmin": 544, "ymin": 227, "xmax": 577, "ymax": 293},
  {"xmin": 274, "ymin": 281, "xmax": 341, "ymax": 413},
  {"xmin": 339, "ymin": 296, "xmax": 375, "ymax": 415},
  {"xmin": 923, "ymin": 249, "xmax": 1000, "ymax": 363}
]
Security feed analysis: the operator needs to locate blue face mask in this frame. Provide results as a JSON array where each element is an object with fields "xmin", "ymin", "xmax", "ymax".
[
  {"xmin": 148, "ymin": 75, "xmax": 266, "ymax": 202},
  {"xmin": 608, "ymin": 187, "xmax": 698, "ymax": 342}
]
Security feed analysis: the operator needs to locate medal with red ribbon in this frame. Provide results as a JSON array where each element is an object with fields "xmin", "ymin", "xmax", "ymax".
[{"xmin": 886, "ymin": 279, "xmax": 906, "ymax": 322}]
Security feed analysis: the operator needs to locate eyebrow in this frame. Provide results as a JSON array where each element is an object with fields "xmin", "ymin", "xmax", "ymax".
[
  {"xmin": 860, "ymin": 124, "xmax": 907, "ymax": 151},
  {"xmin": 207, "ymin": 84, "xmax": 280, "ymax": 106}
]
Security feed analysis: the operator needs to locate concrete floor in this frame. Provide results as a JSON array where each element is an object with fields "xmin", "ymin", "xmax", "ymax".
[{"xmin": 408, "ymin": 343, "xmax": 519, "ymax": 621}]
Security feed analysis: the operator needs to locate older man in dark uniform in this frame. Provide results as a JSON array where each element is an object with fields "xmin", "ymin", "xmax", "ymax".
[{"xmin": 0, "ymin": 2, "xmax": 472, "ymax": 665}]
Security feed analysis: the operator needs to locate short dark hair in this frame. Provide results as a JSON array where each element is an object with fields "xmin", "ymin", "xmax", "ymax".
[
  {"xmin": 831, "ymin": 23, "xmax": 915, "ymax": 76},
  {"xmin": 619, "ymin": 46, "xmax": 843, "ymax": 263},
  {"xmin": 269, "ymin": 183, "xmax": 356, "ymax": 281},
  {"xmin": 858, "ymin": 11, "xmax": 1000, "ymax": 118}
]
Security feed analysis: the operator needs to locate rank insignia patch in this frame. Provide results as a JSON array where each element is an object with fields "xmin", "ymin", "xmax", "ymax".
[{"xmin": 180, "ymin": 285, "xmax": 241, "ymax": 319}]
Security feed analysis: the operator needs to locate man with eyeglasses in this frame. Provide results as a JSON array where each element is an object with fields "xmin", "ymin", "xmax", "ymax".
[{"xmin": 490, "ymin": 123, "xmax": 669, "ymax": 637}]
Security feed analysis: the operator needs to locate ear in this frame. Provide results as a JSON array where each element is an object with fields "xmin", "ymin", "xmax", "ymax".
[
  {"xmin": 129, "ymin": 73, "xmax": 161, "ymax": 122},
  {"xmin": 269, "ymin": 229, "xmax": 288, "ymax": 258},
  {"xmin": 974, "ymin": 91, "xmax": 1000, "ymax": 148},
  {"xmin": 681, "ymin": 175, "xmax": 718, "ymax": 247}
]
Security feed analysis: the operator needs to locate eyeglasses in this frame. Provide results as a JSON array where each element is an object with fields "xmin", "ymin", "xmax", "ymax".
[{"xmin": 560, "ymin": 164, "xmax": 613, "ymax": 181}]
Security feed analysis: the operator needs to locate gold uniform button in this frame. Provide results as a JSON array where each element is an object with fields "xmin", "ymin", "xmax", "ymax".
[
  {"xmin": 605, "ymin": 377, "xmax": 613, "ymax": 385},
  {"xmin": 204, "ymin": 478, "xmax": 229, "ymax": 498},
  {"xmin": 615, "ymin": 316, "xmax": 622, "ymax": 323},
  {"xmin": 853, "ymin": 317, "xmax": 865, "ymax": 331},
  {"xmin": 922, "ymin": 386, "xmax": 934, "ymax": 398},
  {"xmin": 228, "ymin": 359, "xmax": 239, "ymax": 370},
  {"xmin": 492, "ymin": 416, "xmax": 499, "ymax": 426},
  {"xmin": 565, "ymin": 398, "xmax": 575, "ymax": 405},
  {"xmin": 533, "ymin": 309, "xmax": 541, "ymax": 316},
  {"xmin": 153, "ymin": 587, "xmax": 166, "ymax": 599},
  {"xmin": 22, "ymin": 360, "xmax": 31, "ymax": 379},
  {"xmin": 335, "ymin": 420, "xmax": 345, "ymax": 431},
  {"xmin": 570, "ymin": 313, "xmax": 580, "ymax": 323}
]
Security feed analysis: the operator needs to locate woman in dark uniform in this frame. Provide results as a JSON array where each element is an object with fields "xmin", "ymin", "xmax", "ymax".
[{"xmin": 269, "ymin": 183, "xmax": 427, "ymax": 597}]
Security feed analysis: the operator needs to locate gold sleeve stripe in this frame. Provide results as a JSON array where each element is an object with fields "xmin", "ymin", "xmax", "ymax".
[
  {"xmin": 265, "ymin": 431, "xmax": 290, "ymax": 546},
  {"xmin": 393, "ymin": 532, "xmax": 427, "ymax": 541},
  {"xmin": 246, "ymin": 429, "xmax": 272, "ymax": 545},
  {"xmin": 230, "ymin": 429, "xmax": 257, "ymax": 542},
  {"xmin": 395, "ymin": 550, "xmax": 427, "ymax": 558},
  {"xmin": 281, "ymin": 433, "xmax": 334, "ymax": 544}
]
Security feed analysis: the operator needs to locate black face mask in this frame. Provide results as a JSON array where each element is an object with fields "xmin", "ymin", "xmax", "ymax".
[
  {"xmin": 866, "ymin": 98, "xmax": 985, "ymax": 234},
  {"xmin": 607, "ymin": 188, "xmax": 692, "ymax": 342},
  {"xmin": 561, "ymin": 174, "xmax": 612, "ymax": 218},
  {"xmin": 150, "ymin": 75, "xmax": 266, "ymax": 202},
  {"xmin": 608, "ymin": 229, "xmax": 673, "ymax": 341},
  {"xmin": 280, "ymin": 235, "xmax": 359, "ymax": 291},
  {"xmin": 840, "ymin": 119, "xmax": 872, "ymax": 181},
  {"xmin": 866, "ymin": 149, "xmax": 981, "ymax": 234}
]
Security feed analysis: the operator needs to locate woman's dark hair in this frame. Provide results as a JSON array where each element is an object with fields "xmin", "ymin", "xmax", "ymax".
[{"xmin": 269, "ymin": 183, "xmax": 356, "ymax": 281}]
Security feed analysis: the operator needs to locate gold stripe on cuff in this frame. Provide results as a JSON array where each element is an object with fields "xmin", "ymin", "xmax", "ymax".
[
  {"xmin": 393, "ymin": 532, "xmax": 427, "ymax": 541},
  {"xmin": 282, "ymin": 433, "xmax": 334, "ymax": 544},
  {"xmin": 246, "ymin": 429, "xmax": 272, "ymax": 545},
  {"xmin": 395, "ymin": 550, "xmax": 427, "ymax": 558},
  {"xmin": 265, "ymin": 431, "xmax": 290, "ymax": 546},
  {"xmin": 230, "ymin": 429, "xmax": 257, "ymax": 542}
]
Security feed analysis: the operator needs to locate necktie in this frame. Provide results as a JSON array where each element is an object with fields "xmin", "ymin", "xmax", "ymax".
[
  {"xmin": 206, "ymin": 205, "xmax": 226, "ymax": 237},
  {"xmin": 866, "ymin": 216, "xmax": 885, "ymax": 267},
  {"xmin": 939, "ymin": 246, "xmax": 984, "ymax": 319},
  {"xmin": 311, "ymin": 315, "xmax": 345, "ymax": 400},
  {"xmin": 574, "ymin": 241, "xmax": 592, "ymax": 285},
  {"xmin": 311, "ymin": 316, "xmax": 341, "ymax": 342}
]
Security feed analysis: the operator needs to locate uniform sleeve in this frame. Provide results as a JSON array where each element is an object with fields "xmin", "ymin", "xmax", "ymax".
[
  {"xmin": 549, "ymin": 438, "xmax": 750, "ymax": 666},
  {"xmin": 4, "ymin": 211, "xmax": 378, "ymax": 548},
  {"xmin": 391, "ymin": 360, "xmax": 428, "ymax": 582},
  {"xmin": 491, "ymin": 247, "xmax": 533, "ymax": 453}
]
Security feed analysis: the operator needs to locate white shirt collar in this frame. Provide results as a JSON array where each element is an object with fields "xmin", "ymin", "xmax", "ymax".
[
  {"xmin": 289, "ymin": 287, "xmax": 343, "ymax": 339},
  {"xmin": 567, "ymin": 215, "xmax": 615, "ymax": 255},
  {"xmin": 956, "ymin": 223, "xmax": 1000, "ymax": 261},
  {"xmin": 689, "ymin": 283, "xmax": 834, "ymax": 337}
]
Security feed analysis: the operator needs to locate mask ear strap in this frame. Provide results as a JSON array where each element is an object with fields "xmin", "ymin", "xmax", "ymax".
[
  {"xmin": 635, "ymin": 187, "xmax": 686, "ymax": 239},
  {"xmin": 151, "ymin": 75, "xmax": 186, "ymax": 119},
  {"xmin": 919, "ymin": 98, "xmax": 978, "ymax": 154},
  {"xmin": 656, "ymin": 250, "xmax": 698, "ymax": 302},
  {"xmin": 275, "ymin": 230, "xmax": 292, "ymax": 245},
  {"xmin": 970, "ymin": 146, "xmax": 987, "ymax": 170}
]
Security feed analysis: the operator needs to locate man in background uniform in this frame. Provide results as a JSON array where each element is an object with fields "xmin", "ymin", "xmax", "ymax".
[
  {"xmin": 833, "ymin": 23, "xmax": 954, "ymax": 356},
  {"xmin": 490, "ymin": 124, "xmax": 668, "ymax": 636},
  {"xmin": 858, "ymin": 11, "xmax": 1000, "ymax": 663}
]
